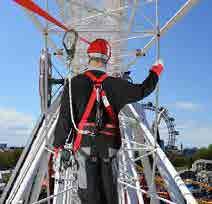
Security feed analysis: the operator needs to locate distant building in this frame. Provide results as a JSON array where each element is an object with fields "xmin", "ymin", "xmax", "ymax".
[
  {"xmin": 0, "ymin": 144, "xmax": 7, "ymax": 149},
  {"xmin": 183, "ymin": 147, "xmax": 198, "ymax": 157},
  {"xmin": 0, "ymin": 170, "xmax": 11, "ymax": 193},
  {"xmin": 179, "ymin": 159, "xmax": 212, "ymax": 187},
  {"xmin": 192, "ymin": 159, "xmax": 212, "ymax": 185},
  {"xmin": 9, "ymin": 146, "xmax": 24, "ymax": 150},
  {"xmin": 192, "ymin": 159, "xmax": 212, "ymax": 172},
  {"xmin": 179, "ymin": 170, "xmax": 196, "ymax": 180}
]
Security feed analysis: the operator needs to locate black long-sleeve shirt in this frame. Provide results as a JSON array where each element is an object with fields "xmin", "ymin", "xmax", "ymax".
[{"xmin": 53, "ymin": 70, "xmax": 158, "ymax": 148}]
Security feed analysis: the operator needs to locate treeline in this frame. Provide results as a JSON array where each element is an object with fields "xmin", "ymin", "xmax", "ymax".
[
  {"xmin": 0, "ymin": 149, "xmax": 23, "ymax": 170},
  {"xmin": 0, "ymin": 145, "xmax": 211, "ymax": 170},
  {"xmin": 171, "ymin": 144, "xmax": 212, "ymax": 168}
]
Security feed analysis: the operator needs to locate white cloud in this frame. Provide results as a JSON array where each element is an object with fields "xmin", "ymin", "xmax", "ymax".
[
  {"xmin": 157, "ymin": 119, "xmax": 211, "ymax": 148},
  {"xmin": 0, "ymin": 107, "xmax": 34, "ymax": 146},
  {"xmin": 180, "ymin": 126, "xmax": 212, "ymax": 148},
  {"xmin": 174, "ymin": 120, "xmax": 212, "ymax": 148},
  {"xmin": 174, "ymin": 101, "xmax": 202, "ymax": 112}
]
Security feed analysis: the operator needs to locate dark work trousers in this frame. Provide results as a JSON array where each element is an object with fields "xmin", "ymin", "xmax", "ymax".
[{"xmin": 76, "ymin": 148, "xmax": 119, "ymax": 204}]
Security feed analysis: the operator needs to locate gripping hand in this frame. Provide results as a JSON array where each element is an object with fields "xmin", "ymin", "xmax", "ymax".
[{"xmin": 150, "ymin": 59, "xmax": 164, "ymax": 77}]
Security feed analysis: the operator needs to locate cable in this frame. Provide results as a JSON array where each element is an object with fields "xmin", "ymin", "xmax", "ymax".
[
  {"xmin": 62, "ymin": 28, "xmax": 91, "ymax": 136},
  {"xmin": 68, "ymin": 74, "xmax": 90, "ymax": 135}
]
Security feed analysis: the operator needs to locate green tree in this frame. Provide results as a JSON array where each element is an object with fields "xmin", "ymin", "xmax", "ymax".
[
  {"xmin": 172, "ymin": 156, "xmax": 187, "ymax": 167},
  {"xmin": 193, "ymin": 144, "xmax": 212, "ymax": 161},
  {"xmin": 0, "ymin": 149, "xmax": 23, "ymax": 169}
]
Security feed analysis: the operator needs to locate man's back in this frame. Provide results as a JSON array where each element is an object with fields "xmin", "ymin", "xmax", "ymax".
[
  {"xmin": 71, "ymin": 70, "xmax": 158, "ymax": 121},
  {"xmin": 53, "ymin": 69, "xmax": 158, "ymax": 149}
]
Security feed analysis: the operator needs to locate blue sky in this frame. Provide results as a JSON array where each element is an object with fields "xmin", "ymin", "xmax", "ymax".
[{"xmin": 0, "ymin": 1, "xmax": 211, "ymax": 147}]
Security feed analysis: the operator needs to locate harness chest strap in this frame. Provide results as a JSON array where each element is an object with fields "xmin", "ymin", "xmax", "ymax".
[{"xmin": 73, "ymin": 71, "xmax": 118, "ymax": 152}]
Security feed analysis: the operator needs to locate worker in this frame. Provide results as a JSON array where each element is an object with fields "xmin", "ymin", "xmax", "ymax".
[{"xmin": 53, "ymin": 38, "xmax": 163, "ymax": 204}]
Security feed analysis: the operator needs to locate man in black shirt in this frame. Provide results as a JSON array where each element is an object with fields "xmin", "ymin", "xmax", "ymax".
[{"xmin": 53, "ymin": 39, "xmax": 163, "ymax": 204}]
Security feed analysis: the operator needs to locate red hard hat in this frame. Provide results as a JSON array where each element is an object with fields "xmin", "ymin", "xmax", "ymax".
[{"xmin": 87, "ymin": 39, "xmax": 111, "ymax": 61}]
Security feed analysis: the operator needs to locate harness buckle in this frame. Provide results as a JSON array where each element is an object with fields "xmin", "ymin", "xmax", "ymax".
[
  {"xmin": 94, "ymin": 83, "xmax": 101, "ymax": 88},
  {"xmin": 89, "ymin": 131, "xmax": 96, "ymax": 137}
]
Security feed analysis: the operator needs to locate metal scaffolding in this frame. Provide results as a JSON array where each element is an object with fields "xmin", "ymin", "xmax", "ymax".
[{"xmin": 1, "ymin": 0, "xmax": 200, "ymax": 203}]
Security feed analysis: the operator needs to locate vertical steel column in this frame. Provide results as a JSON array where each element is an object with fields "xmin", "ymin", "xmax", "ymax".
[
  {"xmin": 44, "ymin": 1, "xmax": 51, "ymax": 203},
  {"xmin": 151, "ymin": 0, "xmax": 161, "ymax": 203}
]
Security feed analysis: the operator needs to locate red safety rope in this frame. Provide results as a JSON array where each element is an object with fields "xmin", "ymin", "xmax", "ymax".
[{"xmin": 14, "ymin": 0, "xmax": 90, "ymax": 44}]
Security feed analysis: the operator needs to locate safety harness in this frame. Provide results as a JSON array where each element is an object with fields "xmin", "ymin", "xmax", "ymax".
[{"xmin": 73, "ymin": 71, "xmax": 119, "ymax": 152}]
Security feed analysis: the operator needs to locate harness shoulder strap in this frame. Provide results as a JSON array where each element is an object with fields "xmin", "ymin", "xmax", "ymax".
[
  {"xmin": 84, "ymin": 71, "xmax": 108, "ymax": 84},
  {"xmin": 84, "ymin": 71, "xmax": 117, "ymax": 122}
]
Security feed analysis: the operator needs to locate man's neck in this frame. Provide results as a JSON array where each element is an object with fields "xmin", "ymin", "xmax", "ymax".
[
  {"xmin": 87, "ymin": 64, "xmax": 106, "ymax": 72},
  {"xmin": 88, "ymin": 62, "xmax": 106, "ymax": 72}
]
